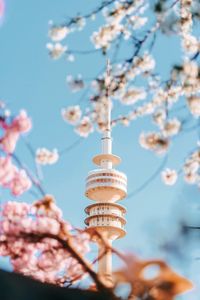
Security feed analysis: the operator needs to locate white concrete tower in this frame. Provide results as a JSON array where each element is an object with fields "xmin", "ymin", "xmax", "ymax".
[{"xmin": 84, "ymin": 61, "xmax": 127, "ymax": 286}]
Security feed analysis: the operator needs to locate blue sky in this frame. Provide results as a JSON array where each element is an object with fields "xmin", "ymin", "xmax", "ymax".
[{"xmin": 0, "ymin": 1, "xmax": 200, "ymax": 298}]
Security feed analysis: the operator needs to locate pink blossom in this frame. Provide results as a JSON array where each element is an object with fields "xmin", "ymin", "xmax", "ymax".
[
  {"xmin": 0, "ymin": 199, "xmax": 91, "ymax": 285},
  {"xmin": 0, "ymin": 0, "xmax": 5, "ymax": 19},
  {"xmin": 0, "ymin": 157, "xmax": 16, "ymax": 186},
  {"xmin": 0, "ymin": 110, "xmax": 32, "ymax": 154},
  {"xmin": 0, "ymin": 129, "xmax": 20, "ymax": 153},
  {"xmin": 34, "ymin": 217, "xmax": 60, "ymax": 235},
  {"xmin": 8, "ymin": 170, "xmax": 32, "ymax": 196},
  {"xmin": 0, "ymin": 243, "xmax": 9, "ymax": 256},
  {"xmin": 0, "ymin": 158, "xmax": 32, "ymax": 196},
  {"xmin": 2, "ymin": 201, "xmax": 30, "ymax": 218},
  {"xmin": 12, "ymin": 110, "xmax": 32, "ymax": 133}
]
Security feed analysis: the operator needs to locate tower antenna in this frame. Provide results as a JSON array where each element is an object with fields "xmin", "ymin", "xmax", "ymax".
[{"xmin": 105, "ymin": 59, "xmax": 111, "ymax": 133}]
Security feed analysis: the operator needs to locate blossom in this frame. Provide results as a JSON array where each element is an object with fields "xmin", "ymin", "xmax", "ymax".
[
  {"xmin": 139, "ymin": 132, "xmax": 169, "ymax": 154},
  {"xmin": 0, "ymin": 0, "xmax": 5, "ymax": 19},
  {"xmin": 62, "ymin": 105, "xmax": 82, "ymax": 125},
  {"xmin": 133, "ymin": 53, "xmax": 155, "ymax": 73},
  {"xmin": 129, "ymin": 15, "xmax": 148, "ymax": 29},
  {"xmin": 182, "ymin": 149, "xmax": 200, "ymax": 186},
  {"xmin": 120, "ymin": 88, "xmax": 146, "ymax": 105},
  {"xmin": 75, "ymin": 116, "xmax": 93, "ymax": 137},
  {"xmin": 91, "ymin": 23, "xmax": 123, "ymax": 49},
  {"xmin": 0, "ymin": 110, "xmax": 32, "ymax": 153},
  {"xmin": 0, "ymin": 157, "xmax": 16, "ymax": 186},
  {"xmin": 49, "ymin": 26, "xmax": 69, "ymax": 42},
  {"xmin": 183, "ymin": 60, "xmax": 199, "ymax": 78},
  {"xmin": 13, "ymin": 110, "xmax": 32, "ymax": 133},
  {"xmin": 2, "ymin": 201, "xmax": 30, "ymax": 219},
  {"xmin": 0, "ymin": 156, "xmax": 31, "ymax": 196},
  {"xmin": 66, "ymin": 75, "xmax": 84, "ymax": 92},
  {"xmin": 161, "ymin": 169, "xmax": 178, "ymax": 185},
  {"xmin": 8, "ymin": 169, "xmax": 32, "ymax": 196},
  {"xmin": 34, "ymin": 217, "xmax": 60, "ymax": 235},
  {"xmin": 163, "ymin": 118, "xmax": 181, "ymax": 137},
  {"xmin": 0, "ymin": 198, "xmax": 91, "ymax": 285},
  {"xmin": 36, "ymin": 148, "xmax": 59, "ymax": 165},
  {"xmin": 184, "ymin": 172, "xmax": 198, "ymax": 184},
  {"xmin": 187, "ymin": 96, "xmax": 200, "ymax": 117},
  {"xmin": 153, "ymin": 110, "xmax": 166, "ymax": 127},
  {"xmin": 0, "ymin": 130, "xmax": 20, "ymax": 153},
  {"xmin": 46, "ymin": 43, "xmax": 67, "ymax": 59},
  {"xmin": 181, "ymin": 34, "xmax": 199, "ymax": 55}
]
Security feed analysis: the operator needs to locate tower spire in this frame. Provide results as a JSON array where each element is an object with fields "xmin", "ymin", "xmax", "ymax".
[
  {"xmin": 101, "ymin": 59, "xmax": 112, "ymax": 159},
  {"xmin": 105, "ymin": 59, "xmax": 111, "ymax": 133},
  {"xmin": 84, "ymin": 60, "xmax": 127, "ymax": 286}
]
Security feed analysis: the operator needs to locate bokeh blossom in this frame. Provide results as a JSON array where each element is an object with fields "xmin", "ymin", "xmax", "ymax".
[
  {"xmin": 0, "ymin": 110, "xmax": 32, "ymax": 154},
  {"xmin": 0, "ymin": 196, "xmax": 91, "ymax": 285},
  {"xmin": 0, "ymin": 156, "xmax": 31, "ymax": 196},
  {"xmin": 36, "ymin": 148, "xmax": 59, "ymax": 165},
  {"xmin": 0, "ymin": 0, "xmax": 5, "ymax": 20},
  {"xmin": 161, "ymin": 169, "xmax": 178, "ymax": 186},
  {"xmin": 75, "ymin": 116, "xmax": 94, "ymax": 137},
  {"xmin": 62, "ymin": 105, "xmax": 82, "ymax": 125}
]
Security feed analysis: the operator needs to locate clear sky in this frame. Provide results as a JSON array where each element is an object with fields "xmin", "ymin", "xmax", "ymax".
[{"xmin": 0, "ymin": 1, "xmax": 199, "ymax": 299}]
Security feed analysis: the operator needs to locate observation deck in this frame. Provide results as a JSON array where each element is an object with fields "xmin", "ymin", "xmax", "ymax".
[
  {"xmin": 85, "ymin": 168, "xmax": 127, "ymax": 202},
  {"xmin": 85, "ymin": 202, "xmax": 126, "ymax": 239}
]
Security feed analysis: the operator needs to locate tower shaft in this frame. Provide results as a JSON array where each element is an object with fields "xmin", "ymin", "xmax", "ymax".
[{"xmin": 98, "ymin": 239, "xmax": 113, "ymax": 286}]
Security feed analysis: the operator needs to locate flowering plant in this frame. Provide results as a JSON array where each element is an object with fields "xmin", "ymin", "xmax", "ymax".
[{"xmin": 46, "ymin": 0, "xmax": 200, "ymax": 188}]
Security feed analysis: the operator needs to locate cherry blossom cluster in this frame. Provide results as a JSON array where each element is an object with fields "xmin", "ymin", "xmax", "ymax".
[
  {"xmin": 0, "ymin": 109, "xmax": 32, "ymax": 154},
  {"xmin": 0, "ymin": 107, "xmax": 32, "ymax": 195},
  {"xmin": 161, "ymin": 144, "xmax": 200, "ymax": 187},
  {"xmin": 47, "ymin": 0, "xmax": 200, "ymax": 188},
  {"xmin": 62, "ymin": 52, "xmax": 155, "ymax": 136},
  {"xmin": 0, "ymin": 195, "xmax": 91, "ymax": 285},
  {"xmin": 180, "ymin": 0, "xmax": 199, "ymax": 56},
  {"xmin": 47, "ymin": 14, "xmax": 86, "ymax": 61},
  {"xmin": 91, "ymin": 0, "xmax": 148, "ymax": 50},
  {"xmin": 0, "ymin": 156, "xmax": 31, "ymax": 196}
]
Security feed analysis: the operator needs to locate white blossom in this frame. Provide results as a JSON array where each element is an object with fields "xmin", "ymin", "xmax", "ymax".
[
  {"xmin": 36, "ymin": 148, "xmax": 59, "ymax": 165},
  {"xmin": 163, "ymin": 118, "xmax": 181, "ymax": 137},
  {"xmin": 66, "ymin": 76, "xmax": 84, "ymax": 92},
  {"xmin": 184, "ymin": 172, "xmax": 198, "ymax": 184},
  {"xmin": 49, "ymin": 26, "xmax": 69, "ymax": 42},
  {"xmin": 161, "ymin": 169, "xmax": 178, "ymax": 185},
  {"xmin": 46, "ymin": 43, "xmax": 67, "ymax": 59},
  {"xmin": 120, "ymin": 88, "xmax": 146, "ymax": 105},
  {"xmin": 129, "ymin": 16, "xmax": 148, "ymax": 29},
  {"xmin": 153, "ymin": 110, "xmax": 166, "ymax": 127},
  {"xmin": 183, "ymin": 60, "xmax": 199, "ymax": 78},
  {"xmin": 139, "ymin": 132, "xmax": 169, "ymax": 154},
  {"xmin": 75, "ymin": 117, "xmax": 93, "ymax": 137},
  {"xmin": 187, "ymin": 96, "xmax": 200, "ymax": 117},
  {"xmin": 91, "ymin": 23, "xmax": 123, "ymax": 49},
  {"xmin": 181, "ymin": 34, "xmax": 199, "ymax": 55},
  {"xmin": 62, "ymin": 106, "xmax": 82, "ymax": 125}
]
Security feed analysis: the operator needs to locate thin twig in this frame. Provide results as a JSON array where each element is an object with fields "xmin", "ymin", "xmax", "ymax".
[{"xmin": 127, "ymin": 155, "xmax": 168, "ymax": 199}]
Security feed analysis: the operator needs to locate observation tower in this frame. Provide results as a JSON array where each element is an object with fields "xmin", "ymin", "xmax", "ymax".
[{"xmin": 84, "ymin": 61, "xmax": 127, "ymax": 286}]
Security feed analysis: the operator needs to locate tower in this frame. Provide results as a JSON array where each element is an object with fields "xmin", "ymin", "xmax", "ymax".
[{"xmin": 84, "ymin": 61, "xmax": 127, "ymax": 286}]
